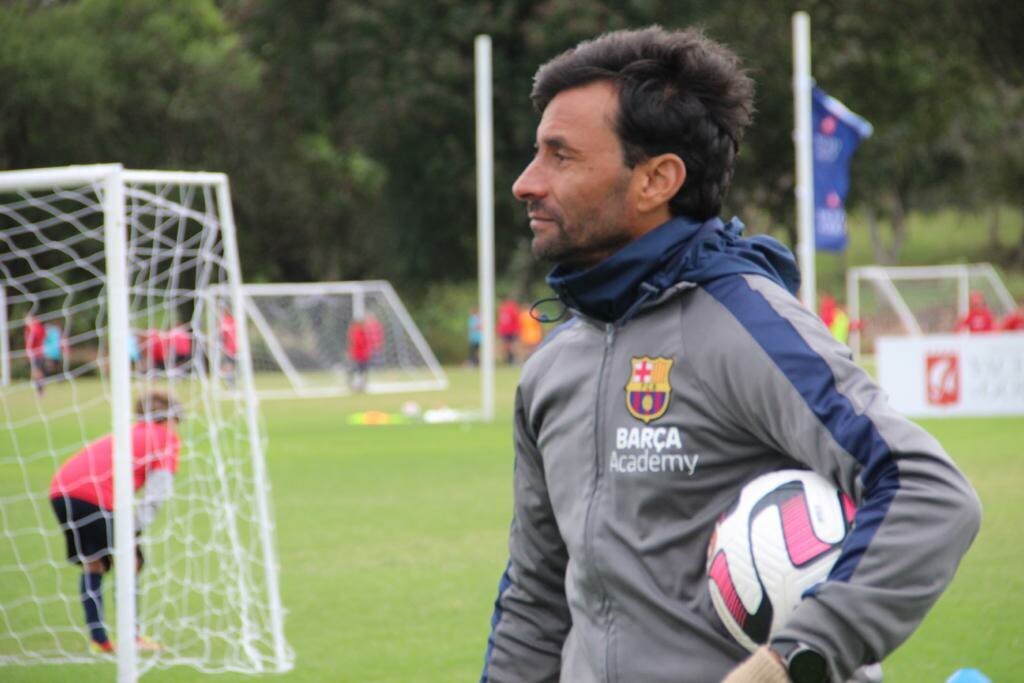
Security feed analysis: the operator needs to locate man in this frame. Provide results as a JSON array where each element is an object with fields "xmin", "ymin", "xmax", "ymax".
[
  {"xmin": 50, "ymin": 390, "xmax": 183, "ymax": 653},
  {"xmin": 481, "ymin": 27, "xmax": 981, "ymax": 683}
]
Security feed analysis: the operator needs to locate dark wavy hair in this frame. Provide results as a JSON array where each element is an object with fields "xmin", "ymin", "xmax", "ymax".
[
  {"xmin": 134, "ymin": 390, "xmax": 184, "ymax": 423},
  {"xmin": 531, "ymin": 26, "xmax": 754, "ymax": 220}
]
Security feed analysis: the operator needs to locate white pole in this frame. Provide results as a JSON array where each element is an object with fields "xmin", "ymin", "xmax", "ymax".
[
  {"xmin": 958, "ymin": 269, "xmax": 970, "ymax": 318},
  {"xmin": 103, "ymin": 167, "xmax": 137, "ymax": 683},
  {"xmin": 244, "ymin": 295, "xmax": 308, "ymax": 391},
  {"xmin": 0, "ymin": 286, "xmax": 9, "ymax": 386},
  {"xmin": 380, "ymin": 282, "xmax": 450, "ymax": 390},
  {"xmin": 793, "ymin": 12, "xmax": 816, "ymax": 313},
  {"xmin": 353, "ymin": 287, "xmax": 365, "ymax": 321},
  {"xmin": 981, "ymin": 263, "xmax": 1018, "ymax": 313},
  {"xmin": 475, "ymin": 34, "xmax": 496, "ymax": 423},
  {"xmin": 216, "ymin": 179, "xmax": 291, "ymax": 671}
]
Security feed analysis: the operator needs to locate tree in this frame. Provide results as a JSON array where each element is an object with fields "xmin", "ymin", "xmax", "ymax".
[{"xmin": 5, "ymin": 0, "xmax": 1022, "ymax": 287}]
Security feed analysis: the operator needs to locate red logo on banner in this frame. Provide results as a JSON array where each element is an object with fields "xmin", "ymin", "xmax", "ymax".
[{"xmin": 926, "ymin": 353, "xmax": 960, "ymax": 405}]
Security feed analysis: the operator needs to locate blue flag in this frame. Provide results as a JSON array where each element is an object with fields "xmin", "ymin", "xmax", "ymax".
[{"xmin": 812, "ymin": 87, "xmax": 872, "ymax": 252}]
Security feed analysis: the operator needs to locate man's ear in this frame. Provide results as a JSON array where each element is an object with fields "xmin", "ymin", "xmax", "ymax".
[{"xmin": 635, "ymin": 153, "xmax": 686, "ymax": 214}]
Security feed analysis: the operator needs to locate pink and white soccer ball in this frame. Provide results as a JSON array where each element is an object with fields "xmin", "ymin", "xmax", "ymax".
[{"xmin": 707, "ymin": 469, "xmax": 856, "ymax": 652}]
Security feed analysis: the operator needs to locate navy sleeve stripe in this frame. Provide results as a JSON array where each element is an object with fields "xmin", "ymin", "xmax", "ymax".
[
  {"xmin": 480, "ymin": 560, "xmax": 513, "ymax": 683},
  {"xmin": 703, "ymin": 276, "xmax": 900, "ymax": 583}
]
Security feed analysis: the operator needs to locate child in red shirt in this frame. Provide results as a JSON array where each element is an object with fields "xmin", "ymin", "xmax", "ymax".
[
  {"xmin": 348, "ymin": 318, "xmax": 372, "ymax": 392},
  {"xmin": 24, "ymin": 313, "xmax": 46, "ymax": 395},
  {"xmin": 50, "ymin": 391, "xmax": 183, "ymax": 652}
]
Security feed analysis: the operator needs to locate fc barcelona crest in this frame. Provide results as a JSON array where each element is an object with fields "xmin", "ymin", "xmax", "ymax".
[{"xmin": 625, "ymin": 356, "xmax": 674, "ymax": 424}]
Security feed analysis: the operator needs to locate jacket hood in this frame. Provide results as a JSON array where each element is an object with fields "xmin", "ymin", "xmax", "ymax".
[{"xmin": 545, "ymin": 215, "xmax": 800, "ymax": 324}]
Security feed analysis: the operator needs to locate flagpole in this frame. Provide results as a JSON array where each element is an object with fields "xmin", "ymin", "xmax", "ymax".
[
  {"xmin": 475, "ymin": 34, "xmax": 496, "ymax": 422},
  {"xmin": 793, "ymin": 11, "xmax": 815, "ymax": 313}
]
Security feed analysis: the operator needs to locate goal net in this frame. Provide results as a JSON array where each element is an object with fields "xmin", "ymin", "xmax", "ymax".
[
  {"xmin": 846, "ymin": 263, "xmax": 1017, "ymax": 359},
  {"xmin": 0, "ymin": 165, "xmax": 291, "ymax": 679},
  {"xmin": 239, "ymin": 281, "xmax": 448, "ymax": 399}
]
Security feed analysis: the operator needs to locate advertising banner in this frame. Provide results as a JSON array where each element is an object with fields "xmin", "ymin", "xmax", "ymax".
[{"xmin": 876, "ymin": 333, "xmax": 1024, "ymax": 417}]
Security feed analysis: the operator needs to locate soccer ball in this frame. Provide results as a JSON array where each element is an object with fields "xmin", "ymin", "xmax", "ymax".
[{"xmin": 707, "ymin": 469, "xmax": 856, "ymax": 652}]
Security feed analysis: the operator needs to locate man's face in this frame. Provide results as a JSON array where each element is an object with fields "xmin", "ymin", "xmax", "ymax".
[{"xmin": 512, "ymin": 81, "xmax": 638, "ymax": 268}]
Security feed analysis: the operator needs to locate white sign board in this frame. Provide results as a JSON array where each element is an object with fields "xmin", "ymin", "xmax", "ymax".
[{"xmin": 876, "ymin": 333, "xmax": 1024, "ymax": 417}]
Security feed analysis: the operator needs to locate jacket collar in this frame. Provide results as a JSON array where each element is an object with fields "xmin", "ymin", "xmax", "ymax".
[{"xmin": 545, "ymin": 215, "xmax": 800, "ymax": 325}]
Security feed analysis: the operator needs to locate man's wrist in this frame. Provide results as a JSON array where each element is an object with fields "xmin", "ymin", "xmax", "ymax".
[
  {"xmin": 769, "ymin": 640, "xmax": 830, "ymax": 683},
  {"xmin": 721, "ymin": 646, "xmax": 789, "ymax": 683}
]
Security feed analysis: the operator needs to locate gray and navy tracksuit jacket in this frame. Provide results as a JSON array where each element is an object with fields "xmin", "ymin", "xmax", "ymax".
[{"xmin": 481, "ymin": 215, "xmax": 981, "ymax": 683}]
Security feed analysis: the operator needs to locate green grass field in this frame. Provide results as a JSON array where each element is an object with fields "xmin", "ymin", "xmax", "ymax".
[{"xmin": 2, "ymin": 365, "xmax": 1022, "ymax": 682}]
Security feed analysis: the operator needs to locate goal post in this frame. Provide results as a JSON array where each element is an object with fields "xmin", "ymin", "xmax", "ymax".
[
  {"xmin": 846, "ymin": 262, "xmax": 1017, "ymax": 359},
  {"xmin": 0, "ymin": 164, "xmax": 292, "ymax": 679},
  {"xmin": 237, "ymin": 281, "xmax": 449, "ymax": 400},
  {"xmin": 1, "ymin": 285, "xmax": 9, "ymax": 386}
]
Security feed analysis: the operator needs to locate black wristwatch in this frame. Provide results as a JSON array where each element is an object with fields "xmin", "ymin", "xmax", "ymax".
[{"xmin": 769, "ymin": 641, "xmax": 830, "ymax": 683}]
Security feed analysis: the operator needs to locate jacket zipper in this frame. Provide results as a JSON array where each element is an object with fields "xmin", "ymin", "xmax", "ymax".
[{"xmin": 583, "ymin": 322, "xmax": 616, "ymax": 682}]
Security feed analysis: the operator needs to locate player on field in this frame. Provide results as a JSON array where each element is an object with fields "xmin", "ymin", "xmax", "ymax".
[
  {"xmin": 168, "ymin": 324, "xmax": 193, "ymax": 371},
  {"xmin": 517, "ymin": 305, "xmax": 544, "ymax": 360},
  {"xmin": 42, "ymin": 321, "xmax": 67, "ymax": 377},
  {"xmin": 364, "ymin": 312, "xmax": 385, "ymax": 362},
  {"xmin": 127, "ymin": 332, "xmax": 141, "ymax": 373},
  {"xmin": 955, "ymin": 291, "xmax": 996, "ymax": 333},
  {"xmin": 467, "ymin": 307, "xmax": 482, "ymax": 366},
  {"xmin": 24, "ymin": 313, "xmax": 46, "ymax": 395},
  {"xmin": 347, "ymin": 317, "xmax": 371, "ymax": 392},
  {"xmin": 49, "ymin": 390, "xmax": 183, "ymax": 653},
  {"xmin": 219, "ymin": 307, "xmax": 238, "ymax": 385},
  {"xmin": 496, "ymin": 297, "xmax": 521, "ymax": 364},
  {"xmin": 481, "ymin": 27, "xmax": 981, "ymax": 683},
  {"xmin": 1000, "ymin": 303, "xmax": 1024, "ymax": 331},
  {"xmin": 142, "ymin": 328, "xmax": 168, "ymax": 372},
  {"xmin": 818, "ymin": 294, "xmax": 851, "ymax": 345}
]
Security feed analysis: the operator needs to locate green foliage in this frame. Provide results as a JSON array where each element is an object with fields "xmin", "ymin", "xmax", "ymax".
[{"xmin": 2, "ymin": 1, "xmax": 1024, "ymax": 290}]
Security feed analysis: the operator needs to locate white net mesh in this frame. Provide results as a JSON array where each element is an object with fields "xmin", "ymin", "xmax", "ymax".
[
  {"xmin": 242, "ymin": 282, "xmax": 447, "ymax": 399},
  {"xmin": 0, "ymin": 167, "xmax": 291, "ymax": 675}
]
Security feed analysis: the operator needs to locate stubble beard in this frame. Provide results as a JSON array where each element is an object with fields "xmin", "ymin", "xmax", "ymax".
[
  {"xmin": 529, "ymin": 179, "xmax": 633, "ymax": 268},
  {"xmin": 531, "ymin": 217, "xmax": 631, "ymax": 268}
]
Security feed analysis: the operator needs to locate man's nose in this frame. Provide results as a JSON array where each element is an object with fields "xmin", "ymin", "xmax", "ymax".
[{"xmin": 512, "ymin": 159, "xmax": 546, "ymax": 202}]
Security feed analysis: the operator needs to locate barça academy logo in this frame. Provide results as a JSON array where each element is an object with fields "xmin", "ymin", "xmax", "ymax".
[{"xmin": 625, "ymin": 356, "xmax": 674, "ymax": 424}]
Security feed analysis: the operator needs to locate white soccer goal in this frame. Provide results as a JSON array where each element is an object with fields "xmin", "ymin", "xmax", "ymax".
[
  {"xmin": 0, "ymin": 165, "xmax": 292, "ymax": 680},
  {"xmin": 236, "ymin": 281, "xmax": 448, "ymax": 400},
  {"xmin": 846, "ymin": 262, "xmax": 1017, "ymax": 359}
]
